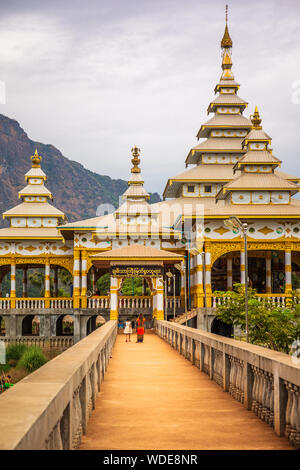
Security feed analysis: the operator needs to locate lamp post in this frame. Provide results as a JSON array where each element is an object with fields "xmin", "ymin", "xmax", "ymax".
[{"xmin": 224, "ymin": 216, "xmax": 249, "ymax": 342}]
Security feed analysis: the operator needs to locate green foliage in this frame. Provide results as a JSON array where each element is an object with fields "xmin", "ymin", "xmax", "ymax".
[
  {"xmin": 18, "ymin": 346, "xmax": 47, "ymax": 372},
  {"xmin": 0, "ymin": 363, "xmax": 10, "ymax": 373},
  {"xmin": 120, "ymin": 278, "xmax": 150, "ymax": 296},
  {"xmin": 215, "ymin": 283, "xmax": 300, "ymax": 354},
  {"xmin": 6, "ymin": 343, "xmax": 27, "ymax": 361},
  {"xmin": 96, "ymin": 273, "xmax": 110, "ymax": 295}
]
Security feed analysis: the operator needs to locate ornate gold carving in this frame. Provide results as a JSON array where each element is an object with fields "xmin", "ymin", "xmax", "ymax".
[
  {"xmin": 258, "ymin": 226, "xmax": 273, "ymax": 235},
  {"xmin": 210, "ymin": 242, "xmax": 241, "ymax": 266},
  {"xmin": 214, "ymin": 226, "xmax": 230, "ymax": 235},
  {"xmin": 31, "ymin": 149, "xmax": 42, "ymax": 168}
]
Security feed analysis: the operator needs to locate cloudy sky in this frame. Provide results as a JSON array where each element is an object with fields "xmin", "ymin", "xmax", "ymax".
[{"xmin": 0, "ymin": 0, "xmax": 300, "ymax": 195}]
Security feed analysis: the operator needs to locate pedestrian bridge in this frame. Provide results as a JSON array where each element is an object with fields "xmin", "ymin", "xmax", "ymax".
[{"xmin": 0, "ymin": 320, "xmax": 299, "ymax": 450}]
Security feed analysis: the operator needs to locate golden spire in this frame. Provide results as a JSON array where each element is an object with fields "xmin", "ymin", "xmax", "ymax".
[
  {"xmin": 221, "ymin": 5, "xmax": 232, "ymax": 49},
  {"xmin": 250, "ymin": 106, "xmax": 262, "ymax": 129},
  {"xmin": 130, "ymin": 146, "xmax": 141, "ymax": 174},
  {"xmin": 31, "ymin": 149, "xmax": 42, "ymax": 168}
]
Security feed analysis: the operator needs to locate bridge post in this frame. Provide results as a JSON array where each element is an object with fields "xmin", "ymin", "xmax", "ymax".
[
  {"xmin": 274, "ymin": 370, "xmax": 287, "ymax": 436},
  {"xmin": 192, "ymin": 339, "xmax": 196, "ymax": 365},
  {"xmin": 223, "ymin": 351, "xmax": 230, "ymax": 391},
  {"xmin": 209, "ymin": 346, "xmax": 213, "ymax": 380},
  {"xmin": 79, "ymin": 377, "xmax": 88, "ymax": 435},
  {"xmin": 243, "ymin": 362, "xmax": 254, "ymax": 410}
]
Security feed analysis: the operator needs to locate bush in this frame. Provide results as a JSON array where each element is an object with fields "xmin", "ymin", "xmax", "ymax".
[
  {"xmin": 8, "ymin": 359, "xmax": 17, "ymax": 368},
  {"xmin": 0, "ymin": 363, "xmax": 10, "ymax": 373},
  {"xmin": 18, "ymin": 347, "xmax": 47, "ymax": 372},
  {"xmin": 6, "ymin": 344, "xmax": 27, "ymax": 362}
]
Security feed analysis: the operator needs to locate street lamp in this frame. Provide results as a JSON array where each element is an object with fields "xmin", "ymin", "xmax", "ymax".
[
  {"xmin": 224, "ymin": 216, "xmax": 249, "ymax": 342},
  {"xmin": 166, "ymin": 271, "xmax": 176, "ymax": 320}
]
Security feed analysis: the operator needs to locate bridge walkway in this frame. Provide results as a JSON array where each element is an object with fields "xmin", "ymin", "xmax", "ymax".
[{"xmin": 80, "ymin": 332, "xmax": 291, "ymax": 450}]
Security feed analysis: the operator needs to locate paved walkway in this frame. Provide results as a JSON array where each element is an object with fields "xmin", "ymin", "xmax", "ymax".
[{"xmin": 80, "ymin": 333, "xmax": 292, "ymax": 450}]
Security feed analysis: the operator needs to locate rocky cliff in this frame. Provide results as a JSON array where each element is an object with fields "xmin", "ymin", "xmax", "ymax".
[{"xmin": 0, "ymin": 114, "xmax": 161, "ymax": 225}]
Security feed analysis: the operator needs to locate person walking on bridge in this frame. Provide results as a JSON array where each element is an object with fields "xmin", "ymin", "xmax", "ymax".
[
  {"xmin": 124, "ymin": 318, "xmax": 132, "ymax": 342},
  {"xmin": 136, "ymin": 314, "xmax": 145, "ymax": 343}
]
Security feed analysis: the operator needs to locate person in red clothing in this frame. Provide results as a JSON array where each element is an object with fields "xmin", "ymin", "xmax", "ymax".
[{"xmin": 136, "ymin": 314, "xmax": 145, "ymax": 343}]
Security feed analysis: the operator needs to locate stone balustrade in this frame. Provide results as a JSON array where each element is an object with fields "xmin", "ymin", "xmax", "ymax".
[
  {"xmin": 212, "ymin": 294, "xmax": 296, "ymax": 308},
  {"xmin": 119, "ymin": 296, "xmax": 152, "ymax": 309},
  {"xmin": 0, "ymin": 320, "xmax": 117, "ymax": 450},
  {"xmin": 166, "ymin": 296, "xmax": 181, "ymax": 310},
  {"xmin": 87, "ymin": 296, "xmax": 110, "ymax": 309},
  {"xmin": 2, "ymin": 336, "xmax": 74, "ymax": 351},
  {"xmin": 156, "ymin": 320, "xmax": 300, "ymax": 449}
]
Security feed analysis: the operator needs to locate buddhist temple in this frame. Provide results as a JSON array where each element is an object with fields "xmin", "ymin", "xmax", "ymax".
[{"xmin": 0, "ymin": 10, "xmax": 300, "ymax": 339}]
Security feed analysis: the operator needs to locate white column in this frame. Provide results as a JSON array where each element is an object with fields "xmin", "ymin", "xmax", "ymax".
[
  {"xmin": 285, "ymin": 248, "xmax": 292, "ymax": 293},
  {"xmin": 110, "ymin": 276, "xmax": 119, "ymax": 320},
  {"xmin": 10, "ymin": 261, "xmax": 16, "ymax": 298},
  {"xmin": 240, "ymin": 250, "xmax": 245, "ymax": 285},
  {"xmin": 45, "ymin": 262, "xmax": 50, "ymax": 298},
  {"xmin": 227, "ymin": 256, "xmax": 233, "ymax": 290},
  {"xmin": 205, "ymin": 251, "xmax": 212, "ymax": 307},
  {"xmin": 155, "ymin": 276, "xmax": 164, "ymax": 320},
  {"xmin": 194, "ymin": 253, "xmax": 203, "ymax": 307},
  {"xmin": 73, "ymin": 249, "xmax": 81, "ymax": 308},
  {"xmin": 266, "ymin": 252, "xmax": 272, "ymax": 294}
]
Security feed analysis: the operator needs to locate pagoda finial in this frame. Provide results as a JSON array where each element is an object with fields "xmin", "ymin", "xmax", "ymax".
[
  {"xmin": 31, "ymin": 149, "xmax": 42, "ymax": 168},
  {"xmin": 130, "ymin": 146, "xmax": 141, "ymax": 174},
  {"xmin": 221, "ymin": 4, "xmax": 232, "ymax": 49},
  {"xmin": 250, "ymin": 106, "xmax": 262, "ymax": 129}
]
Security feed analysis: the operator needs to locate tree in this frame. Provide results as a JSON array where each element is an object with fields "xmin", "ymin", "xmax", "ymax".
[{"xmin": 214, "ymin": 283, "xmax": 300, "ymax": 353}]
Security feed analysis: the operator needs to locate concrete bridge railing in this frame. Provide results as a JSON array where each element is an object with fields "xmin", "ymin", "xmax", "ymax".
[
  {"xmin": 0, "ymin": 320, "xmax": 117, "ymax": 450},
  {"xmin": 156, "ymin": 320, "xmax": 300, "ymax": 449}
]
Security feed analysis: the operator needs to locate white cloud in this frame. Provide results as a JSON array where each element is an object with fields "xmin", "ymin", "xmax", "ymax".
[{"xmin": 0, "ymin": 0, "xmax": 299, "ymax": 195}]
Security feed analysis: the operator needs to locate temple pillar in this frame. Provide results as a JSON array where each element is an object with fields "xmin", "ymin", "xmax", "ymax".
[
  {"xmin": 155, "ymin": 276, "xmax": 164, "ymax": 320},
  {"xmin": 53, "ymin": 266, "xmax": 58, "ymax": 297},
  {"xmin": 227, "ymin": 255, "xmax": 233, "ymax": 290},
  {"xmin": 240, "ymin": 249, "xmax": 245, "ymax": 285},
  {"xmin": 285, "ymin": 247, "xmax": 292, "ymax": 293},
  {"xmin": 110, "ymin": 276, "xmax": 119, "ymax": 320},
  {"xmin": 81, "ymin": 250, "xmax": 87, "ymax": 308},
  {"xmin": 194, "ymin": 253, "xmax": 204, "ymax": 308},
  {"xmin": 266, "ymin": 252, "xmax": 272, "ymax": 294},
  {"xmin": 22, "ymin": 267, "xmax": 28, "ymax": 298},
  {"xmin": 44, "ymin": 260, "xmax": 50, "ymax": 308},
  {"xmin": 10, "ymin": 258, "xmax": 16, "ymax": 308},
  {"xmin": 205, "ymin": 252, "xmax": 212, "ymax": 307},
  {"xmin": 73, "ymin": 249, "xmax": 81, "ymax": 308}
]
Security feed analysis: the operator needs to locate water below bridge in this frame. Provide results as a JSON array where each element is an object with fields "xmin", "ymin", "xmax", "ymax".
[{"xmin": 80, "ymin": 332, "xmax": 291, "ymax": 450}]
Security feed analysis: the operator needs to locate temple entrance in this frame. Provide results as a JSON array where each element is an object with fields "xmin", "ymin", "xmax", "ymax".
[{"xmin": 91, "ymin": 244, "xmax": 184, "ymax": 321}]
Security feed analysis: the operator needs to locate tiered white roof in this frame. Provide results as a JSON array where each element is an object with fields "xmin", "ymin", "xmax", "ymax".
[{"xmin": 0, "ymin": 150, "xmax": 65, "ymax": 239}]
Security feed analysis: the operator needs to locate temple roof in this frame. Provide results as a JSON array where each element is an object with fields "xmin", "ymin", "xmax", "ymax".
[
  {"xmin": 197, "ymin": 114, "xmax": 252, "ymax": 138},
  {"xmin": 3, "ymin": 201, "xmax": 65, "ymax": 218},
  {"xmin": 218, "ymin": 173, "xmax": 299, "ymax": 200},
  {"xmin": 92, "ymin": 244, "xmax": 183, "ymax": 260},
  {"xmin": 208, "ymin": 94, "xmax": 248, "ymax": 112},
  {"xmin": 0, "ymin": 227, "xmax": 63, "ymax": 240},
  {"xmin": 234, "ymin": 150, "xmax": 281, "ymax": 167}
]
